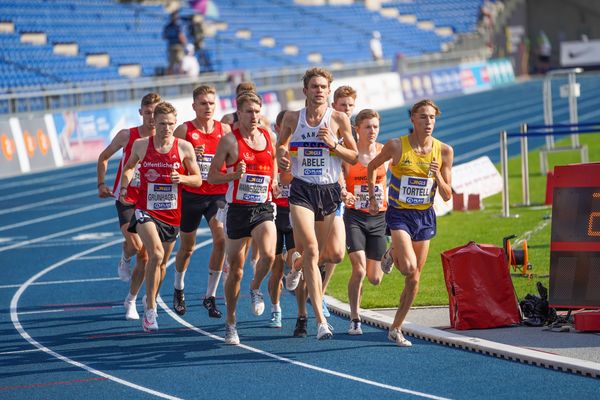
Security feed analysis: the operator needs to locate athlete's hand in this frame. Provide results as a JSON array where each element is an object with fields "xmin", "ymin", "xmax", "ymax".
[
  {"xmin": 194, "ymin": 144, "xmax": 205, "ymax": 161},
  {"xmin": 429, "ymin": 157, "xmax": 440, "ymax": 178},
  {"xmin": 170, "ymin": 169, "xmax": 181, "ymax": 184},
  {"xmin": 236, "ymin": 159, "xmax": 246, "ymax": 179},
  {"xmin": 277, "ymin": 148, "xmax": 291, "ymax": 172},
  {"xmin": 272, "ymin": 182, "xmax": 281, "ymax": 198},
  {"xmin": 368, "ymin": 196, "xmax": 379, "ymax": 215},
  {"xmin": 98, "ymin": 183, "xmax": 113, "ymax": 198},
  {"xmin": 343, "ymin": 191, "xmax": 356, "ymax": 207},
  {"xmin": 119, "ymin": 189, "xmax": 134, "ymax": 206},
  {"xmin": 317, "ymin": 125, "xmax": 336, "ymax": 149}
]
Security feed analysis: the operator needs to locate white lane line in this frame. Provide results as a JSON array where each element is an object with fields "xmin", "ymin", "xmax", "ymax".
[
  {"xmin": 0, "ymin": 348, "xmax": 44, "ymax": 356},
  {"xmin": 0, "ymin": 168, "xmax": 94, "ymax": 190},
  {"xmin": 0, "ymin": 189, "xmax": 98, "ymax": 215},
  {"xmin": 12, "ymin": 235, "xmax": 450, "ymax": 399},
  {"xmin": 10, "ymin": 239, "xmax": 183, "ymax": 400},
  {"xmin": 158, "ymin": 240, "xmax": 451, "ymax": 400},
  {"xmin": 0, "ymin": 218, "xmax": 117, "ymax": 252},
  {"xmin": 0, "ymin": 276, "xmax": 120, "ymax": 289},
  {"xmin": 0, "ymin": 175, "xmax": 114, "ymax": 202},
  {"xmin": 0, "ymin": 202, "xmax": 113, "ymax": 232},
  {"xmin": 19, "ymin": 305, "xmax": 122, "ymax": 316}
]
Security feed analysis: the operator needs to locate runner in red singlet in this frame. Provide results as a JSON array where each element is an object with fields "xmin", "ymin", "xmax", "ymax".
[
  {"xmin": 120, "ymin": 101, "xmax": 202, "ymax": 332},
  {"xmin": 96, "ymin": 92, "xmax": 161, "ymax": 321},
  {"xmin": 208, "ymin": 92, "xmax": 278, "ymax": 345},
  {"xmin": 171, "ymin": 84, "xmax": 232, "ymax": 319}
]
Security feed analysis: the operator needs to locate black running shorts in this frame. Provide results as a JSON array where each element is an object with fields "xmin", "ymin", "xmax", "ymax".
[{"xmin": 180, "ymin": 190, "xmax": 226, "ymax": 233}]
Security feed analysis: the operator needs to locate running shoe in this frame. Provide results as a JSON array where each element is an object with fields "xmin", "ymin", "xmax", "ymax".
[
  {"xmin": 380, "ymin": 247, "xmax": 394, "ymax": 274},
  {"xmin": 142, "ymin": 309, "xmax": 158, "ymax": 332},
  {"xmin": 388, "ymin": 328, "xmax": 412, "ymax": 347},
  {"xmin": 203, "ymin": 296, "xmax": 222, "ymax": 318},
  {"xmin": 117, "ymin": 255, "xmax": 132, "ymax": 282},
  {"xmin": 224, "ymin": 324, "xmax": 240, "ymax": 345},
  {"xmin": 173, "ymin": 288, "xmax": 186, "ymax": 316},
  {"xmin": 124, "ymin": 299, "xmax": 139, "ymax": 321},
  {"xmin": 322, "ymin": 297, "xmax": 330, "ymax": 318},
  {"xmin": 348, "ymin": 319, "xmax": 363, "ymax": 335},
  {"xmin": 293, "ymin": 316, "xmax": 308, "ymax": 337},
  {"xmin": 316, "ymin": 322, "xmax": 333, "ymax": 340},
  {"xmin": 250, "ymin": 289, "xmax": 265, "ymax": 316},
  {"xmin": 285, "ymin": 251, "xmax": 303, "ymax": 291},
  {"xmin": 269, "ymin": 311, "xmax": 282, "ymax": 328}
]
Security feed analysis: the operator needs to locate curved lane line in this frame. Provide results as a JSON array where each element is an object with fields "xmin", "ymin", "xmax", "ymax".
[{"xmin": 10, "ymin": 239, "xmax": 183, "ymax": 400}]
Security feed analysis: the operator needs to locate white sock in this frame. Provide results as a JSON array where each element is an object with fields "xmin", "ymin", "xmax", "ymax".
[
  {"xmin": 206, "ymin": 270, "xmax": 222, "ymax": 298},
  {"xmin": 272, "ymin": 303, "xmax": 281, "ymax": 313},
  {"xmin": 125, "ymin": 292, "xmax": 137, "ymax": 303},
  {"xmin": 174, "ymin": 270, "xmax": 186, "ymax": 290}
]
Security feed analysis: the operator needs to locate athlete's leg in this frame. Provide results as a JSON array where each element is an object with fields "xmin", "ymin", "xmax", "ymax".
[
  {"xmin": 224, "ymin": 237, "xmax": 250, "ymax": 326},
  {"xmin": 136, "ymin": 222, "xmax": 164, "ymax": 311},
  {"xmin": 347, "ymin": 250, "xmax": 367, "ymax": 321},
  {"xmin": 389, "ymin": 230, "xmax": 430, "ymax": 331},
  {"xmin": 249, "ymin": 221, "xmax": 276, "ymax": 292}
]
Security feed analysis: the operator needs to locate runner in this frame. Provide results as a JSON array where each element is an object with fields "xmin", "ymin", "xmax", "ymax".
[
  {"xmin": 367, "ymin": 99, "xmax": 453, "ymax": 346},
  {"xmin": 120, "ymin": 101, "xmax": 202, "ymax": 332},
  {"xmin": 208, "ymin": 92, "xmax": 278, "ymax": 345},
  {"xmin": 96, "ymin": 92, "xmax": 161, "ymax": 320},
  {"xmin": 343, "ymin": 109, "xmax": 388, "ymax": 335},
  {"xmin": 276, "ymin": 67, "xmax": 358, "ymax": 340},
  {"xmin": 267, "ymin": 110, "xmax": 296, "ymax": 329},
  {"xmin": 172, "ymin": 84, "xmax": 231, "ymax": 319}
]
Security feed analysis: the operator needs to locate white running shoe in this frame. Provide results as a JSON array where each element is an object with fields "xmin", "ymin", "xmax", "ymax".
[
  {"xmin": 250, "ymin": 289, "xmax": 265, "ymax": 316},
  {"xmin": 348, "ymin": 319, "xmax": 363, "ymax": 335},
  {"xmin": 388, "ymin": 328, "xmax": 412, "ymax": 347},
  {"xmin": 118, "ymin": 255, "xmax": 132, "ymax": 282},
  {"xmin": 380, "ymin": 247, "xmax": 394, "ymax": 274},
  {"xmin": 224, "ymin": 324, "xmax": 240, "ymax": 345},
  {"xmin": 316, "ymin": 322, "xmax": 333, "ymax": 340},
  {"xmin": 285, "ymin": 251, "xmax": 303, "ymax": 291},
  {"xmin": 124, "ymin": 299, "xmax": 139, "ymax": 320},
  {"xmin": 142, "ymin": 309, "xmax": 158, "ymax": 332}
]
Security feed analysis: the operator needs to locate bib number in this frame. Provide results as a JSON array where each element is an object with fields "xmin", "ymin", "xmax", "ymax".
[
  {"xmin": 147, "ymin": 183, "xmax": 177, "ymax": 210},
  {"xmin": 236, "ymin": 174, "xmax": 270, "ymax": 203}
]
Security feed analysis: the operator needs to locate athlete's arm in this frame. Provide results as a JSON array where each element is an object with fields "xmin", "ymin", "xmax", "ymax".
[
  {"xmin": 275, "ymin": 111, "xmax": 298, "ymax": 172},
  {"xmin": 173, "ymin": 140, "xmax": 202, "ymax": 187},
  {"xmin": 432, "ymin": 143, "xmax": 454, "ymax": 202},
  {"xmin": 269, "ymin": 130, "xmax": 280, "ymax": 197},
  {"xmin": 220, "ymin": 113, "xmax": 234, "ymax": 125},
  {"xmin": 173, "ymin": 123, "xmax": 188, "ymax": 140},
  {"xmin": 96, "ymin": 128, "xmax": 130, "ymax": 198},
  {"xmin": 119, "ymin": 138, "xmax": 144, "ymax": 205},
  {"xmin": 367, "ymin": 138, "xmax": 400, "ymax": 215},
  {"xmin": 207, "ymin": 132, "xmax": 243, "ymax": 184},
  {"xmin": 330, "ymin": 111, "xmax": 358, "ymax": 165},
  {"xmin": 341, "ymin": 161, "xmax": 354, "ymax": 207}
]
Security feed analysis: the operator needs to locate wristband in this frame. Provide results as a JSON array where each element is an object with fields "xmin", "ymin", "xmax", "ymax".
[
  {"xmin": 332, "ymin": 142, "xmax": 338, "ymax": 151},
  {"xmin": 97, "ymin": 182, "xmax": 105, "ymax": 188}
]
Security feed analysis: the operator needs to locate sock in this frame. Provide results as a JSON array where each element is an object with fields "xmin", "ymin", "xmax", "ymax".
[
  {"xmin": 206, "ymin": 270, "xmax": 222, "ymax": 298},
  {"xmin": 174, "ymin": 270, "xmax": 186, "ymax": 290},
  {"xmin": 125, "ymin": 292, "xmax": 137, "ymax": 303},
  {"xmin": 272, "ymin": 303, "xmax": 281, "ymax": 313}
]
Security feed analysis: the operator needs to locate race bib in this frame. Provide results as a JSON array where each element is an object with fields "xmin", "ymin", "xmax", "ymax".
[
  {"xmin": 236, "ymin": 173, "xmax": 270, "ymax": 203},
  {"xmin": 147, "ymin": 183, "xmax": 178, "ymax": 210},
  {"xmin": 397, "ymin": 175, "xmax": 434, "ymax": 205},
  {"xmin": 198, "ymin": 153, "xmax": 214, "ymax": 180},
  {"xmin": 130, "ymin": 165, "xmax": 141, "ymax": 188},
  {"xmin": 279, "ymin": 183, "xmax": 290, "ymax": 199},
  {"xmin": 298, "ymin": 147, "xmax": 330, "ymax": 178},
  {"xmin": 354, "ymin": 183, "xmax": 384, "ymax": 210}
]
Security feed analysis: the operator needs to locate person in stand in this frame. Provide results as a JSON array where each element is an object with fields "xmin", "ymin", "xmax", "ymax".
[
  {"xmin": 368, "ymin": 99, "xmax": 453, "ymax": 346},
  {"xmin": 163, "ymin": 10, "xmax": 187, "ymax": 75},
  {"xmin": 120, "ymin": 101, "xmax": 202, "ymax": 332}
]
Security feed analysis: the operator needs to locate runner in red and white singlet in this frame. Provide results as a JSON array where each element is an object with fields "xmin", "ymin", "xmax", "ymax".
[
  {"xmin": 208, "ymin": 92, "xmax": 278, "ymax": 345},
  {"xmin": 120, "ymin": 101, "xmax": 202, "ymax": 333},
  {"xmin": 96, "ymin": 92, "xmax": 161, "ymax": 321},
  {"xmin": 172, "ymin": 84, "xmax": 232, "ymax": 320}
]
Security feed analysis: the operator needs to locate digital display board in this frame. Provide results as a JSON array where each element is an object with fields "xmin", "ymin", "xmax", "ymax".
[{"xmin": 549, "ymin": 163, "xmax": 600, "ymax": 308}]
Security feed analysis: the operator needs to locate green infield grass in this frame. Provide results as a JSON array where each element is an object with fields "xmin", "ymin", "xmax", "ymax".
[{"xmin": 326, "ymin": 134, "xmax": 600, "ymax": 308}]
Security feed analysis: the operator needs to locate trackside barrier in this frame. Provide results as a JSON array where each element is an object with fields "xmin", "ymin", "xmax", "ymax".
[{"xmin": 499, "ymin": 123, "xmax": 599, "ymax": 217}]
